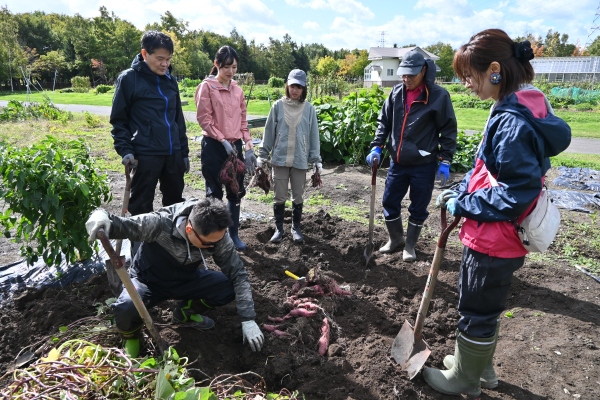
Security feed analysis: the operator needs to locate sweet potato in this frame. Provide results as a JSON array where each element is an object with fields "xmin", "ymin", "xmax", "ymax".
[
  {"xmin": 286, "ymin": 308, "xmax": 318, "ymax": 318},
  {"xmin": 318, "ymin": 317, "xmax": 330, "ymax": 356},
  {"xmin": 267, "ymin": 316, "xmax": 285, "ymax": 323}
]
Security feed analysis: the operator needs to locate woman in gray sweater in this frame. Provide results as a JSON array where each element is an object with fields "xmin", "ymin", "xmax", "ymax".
[{"xmin": 257, "ymin": 69, "xmax": 322, "ymax": 244}]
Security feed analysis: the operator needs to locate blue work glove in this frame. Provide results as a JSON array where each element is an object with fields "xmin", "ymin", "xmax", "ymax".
[
  {"xmin": 183, "ymin": 157, "xmax": 190, "ymax": 173},
  {"xmin": 366, "ymin": 147, "xmax": 382, "ymax": 167},
  {"xmin": 436, "ymin": 189, "xmax": 459, "ymax": 208},
  {"xmin": 446, "ymin": 197, "xmax": 458, "ymax": 215},
  {"xmin": 121, "ymin": 154, "xmax": 135, "ymax": 166},
  {"xmin": 221, "ymin": 140, "xmax": 235, "ymax": 155},
  {"xmin": 245, "ymin": 149, "xmax": 257, "ymax": 175},
  {"xmin": 437, "ymin": 160, "xmax": 451, "ymax": 185}
]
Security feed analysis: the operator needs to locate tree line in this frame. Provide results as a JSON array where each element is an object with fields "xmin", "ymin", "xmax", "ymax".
[{"xmin": 1, "ymin": 6, "xmax": 598, "ymax": 88}]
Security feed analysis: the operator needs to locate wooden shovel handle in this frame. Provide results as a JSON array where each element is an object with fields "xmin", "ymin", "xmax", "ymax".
[
  {"xmin": 97, "ymin": 228, "xmax": 167, "ymax": 354},
  {"xmin": 412, "ymin": 208, "xmax": 460, "ymax": 341}
]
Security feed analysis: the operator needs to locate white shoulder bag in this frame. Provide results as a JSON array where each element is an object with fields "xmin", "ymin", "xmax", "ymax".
[{"xmin": 488, "ymin": 171, "xmax": 560, "ymax": 252}]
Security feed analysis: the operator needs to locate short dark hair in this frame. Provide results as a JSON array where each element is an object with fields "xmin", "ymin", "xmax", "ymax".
[
  {"xmin": 285, "ymin": 84, "xmax": 308, "ymax": 102},
  {"xmin": 188, "ymin": 198, "xmax": 232, "ymax": 235},
  {"xmin": 141, "ymin": 31, "xmax": 174, "ymax": 55},
  {"xmin": 209, "ymin": 46, "xmax": 239, "ymax": 76},
  {"xmin": 453, "ymin": 28, "xmax": 534, "ymax": 100}
]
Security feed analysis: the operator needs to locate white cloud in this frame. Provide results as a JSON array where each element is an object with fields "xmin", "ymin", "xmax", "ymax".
[
  {"xmin": 285, "ymin": 0, "xmax": 374, "ymax": 19},
  {"xmin": 303, "ymin": 21, "xmax": 320, "ymax": 30}
]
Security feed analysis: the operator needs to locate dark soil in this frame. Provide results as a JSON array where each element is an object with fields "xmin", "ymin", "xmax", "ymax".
[{"xmin": 0, "ymin": 165, "xmax": 599, "ymax": 399}]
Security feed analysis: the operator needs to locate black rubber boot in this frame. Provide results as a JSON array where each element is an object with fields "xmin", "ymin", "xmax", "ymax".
[
  {"xmin": 270, "ymin": 203, "xmax": 286, "ymax": 243},
  {"xmin": 172, "ymin": 299, "xmax": 215, "ymax": 330},
  {"xmin": 379, "ymin": 217, "xmax": 405, "ymax": 253},
  {"xmin": 291, "ymin": 203, "xmax": 304, "ymax": 244},
  {"xmin": 403, "ymin": 219, "xmax": 423, "ymax": 262},
  {"xmin": 227, "ymin": 201, "xmax": 246, "ymax": 251}
]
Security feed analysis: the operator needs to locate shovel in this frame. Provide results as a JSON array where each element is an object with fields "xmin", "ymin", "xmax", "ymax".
[
  {"xmin": 105, "ymin": 163, "xmax": 136, "ymax": 296},
  {"xmin": 363, "ymin": 158, "xmax": 379, "ymax": 267},
  {"xmin": 391, "ymin": 208, "xmax": 460, "ymax": 379},
  {"xmin": 97, "ymin": 228, "xmax": 168, "ymax": 355}
]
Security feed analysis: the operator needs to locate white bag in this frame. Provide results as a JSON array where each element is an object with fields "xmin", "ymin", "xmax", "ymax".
[
  {"xmin": 487, "ymin": 171, "xmax": 560, "ymax": 252},
  {"xmin": 516, "ymin": 189, "xmax": 561, "ymax": 252}
]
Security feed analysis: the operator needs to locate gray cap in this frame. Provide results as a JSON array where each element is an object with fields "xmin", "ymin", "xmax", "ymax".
[
  {"xmin": 287, "ymin": 69, "xmax": 306, "ymax": 87},
  {"xmin": 397, "ymin": 49, "xmax": 426, "ymax": 76}
]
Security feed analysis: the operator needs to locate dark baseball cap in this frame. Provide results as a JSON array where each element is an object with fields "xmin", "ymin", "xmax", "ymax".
[
  {"xmin": 397, "ymin": 50, "xmax": 426, "ymax": 76},
  {"xmin": 287, "ymin": 69, "xmax": 306, "ymax": 87}
]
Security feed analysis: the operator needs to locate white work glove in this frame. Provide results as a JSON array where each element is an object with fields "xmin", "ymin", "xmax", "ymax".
[
  {"xmin": 85, "ymin": 209, "xmax": 111, "ymax": 243},
  {"xmin": 221, "ymin": 140, "xmax": 235, "ymax": 155},
  {"xmin": 244, "ymin": 149, "xmax": 257, "ymax": 175},
  {"xmin": 257, "ymin": 158, "xmax": 266, "ymax": 168},
  {"xmin": 241, "ymin": 320, "xmax": 264, "ymax": 352},
  {"xmin": 313, "ymin": 162, "xmax": 323, "ymax": 174}
]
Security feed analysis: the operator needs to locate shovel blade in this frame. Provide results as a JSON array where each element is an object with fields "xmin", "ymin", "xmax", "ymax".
[
  {"xmin": 363, "ymin": 243, "xmax": 373, "ymax": 267},
  {"xmin": 391, "ymin": 320, "xmax": 431, "ymax": 380}
]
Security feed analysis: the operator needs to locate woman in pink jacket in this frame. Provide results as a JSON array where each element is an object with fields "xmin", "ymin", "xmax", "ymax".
[{"xmin": 195, "ymin": 46, "xmax": 257, "ymax": 251}]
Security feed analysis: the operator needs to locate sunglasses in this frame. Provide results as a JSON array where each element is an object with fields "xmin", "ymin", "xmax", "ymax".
[{"xmin": 187, "ymin": 222, "xmax": 224, "ymax": 246}]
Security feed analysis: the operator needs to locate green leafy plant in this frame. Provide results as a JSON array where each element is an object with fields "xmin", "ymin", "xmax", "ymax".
[
  {"xmin": 314, "ymin": 85, "xmax": 386, "ymax": 164},
  {"xmin": 71, "ymin": 76, "xmax": 92, "ymax": 93},
  {"xmin": 84, "ymin": 111, "xmax": 102, "ymax": 128},
  {"xmin": 451, "ymin": 130, "xmax": 482, "ymax": 173},
  {"xmin": 0, "ymin": 136, "xmax": 111, "ymax": 266},
  {"xmin": 93, "ymin": 84, "xmax": 113, "ymax": 94},
  {"xmin": 268, "ymin": 76, "xmax": 285, "ymax": 88},
  {"xmin": 0, "ymin": 97, "xmax": 73, "ymax": 123}
]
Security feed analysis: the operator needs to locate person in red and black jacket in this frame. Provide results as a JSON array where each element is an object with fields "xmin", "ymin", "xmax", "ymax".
[
  {"xmin": 366, "ymin": 49, "xmax": 457, "ymax": 262},
  {"xmin": 423, "ymin": 29, "xmax": 571, "ymax": 398}
]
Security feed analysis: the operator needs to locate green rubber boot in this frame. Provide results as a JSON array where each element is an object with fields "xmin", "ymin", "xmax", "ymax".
[
  {"xmin": 125, "ymin": 338, "xmax": 140, "ymax": 358},
  {"xmin": 443, "ymin": 323, "xmax": 500, "ymax": 389},
  {"xmin": 423, "ymin": 331, "xmax": 496, "ymax": 397}
]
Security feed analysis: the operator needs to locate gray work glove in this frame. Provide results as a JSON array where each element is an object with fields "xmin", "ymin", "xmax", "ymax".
[
  {"xmin": 183, "ymin": 157, "xmax": 190, "ymax": 173},
  {"xmin": 85, "ymin": 209, "xmax": 111, "ymax": 243},
  {"xmin": 221, "ymin": 140, "xmax": 235, "ymax": 155},
  {"xmin": 245, "ymin": 149, "xmax": 257, "ymax": 175},
  {"xmin": 313, "ymin": 162, "xmax": 323, "ymax": 174},
  {"xmin": 436, "ymin": 189, "xmax": 459, "ymax": 208},
  {"xmin": 122, "ymin": 154, "xmax": 135, "ymax": 166},
  {"xmin": 242, "ymin": 320, "xmax": 264, "ymax": 352}
]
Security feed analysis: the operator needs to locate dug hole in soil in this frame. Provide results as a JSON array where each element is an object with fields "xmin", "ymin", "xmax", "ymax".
[{"xmin": 0, "ymin": 164, "xmax": 599, "ymax": 399}]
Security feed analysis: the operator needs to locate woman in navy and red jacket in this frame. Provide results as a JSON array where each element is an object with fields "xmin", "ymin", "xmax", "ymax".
[{"xmin": 423, "ymin": 29, "xmax": 571, "ymax": 397}]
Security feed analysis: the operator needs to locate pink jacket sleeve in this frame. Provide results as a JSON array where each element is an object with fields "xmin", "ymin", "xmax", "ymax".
[{"xmin": 195, "ymin": 82, "xmax": 225, "ymax": 142}]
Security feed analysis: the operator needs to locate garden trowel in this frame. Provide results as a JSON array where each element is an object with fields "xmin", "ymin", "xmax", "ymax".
[{"xmin": 363, "ymin": 158, "xmax": 378, "ymax": 267}]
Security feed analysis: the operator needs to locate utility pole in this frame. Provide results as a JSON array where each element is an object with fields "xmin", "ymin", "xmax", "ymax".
[
  {"xmin": 379, "ymin": 31, "xmax": 387, "ymax": 48},
  {"xmin": 585, "ymin": 2, "xmax": 600, "ymax": 50}
]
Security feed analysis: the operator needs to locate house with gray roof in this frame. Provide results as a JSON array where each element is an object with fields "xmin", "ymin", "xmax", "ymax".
[{"xmin": 363, "ymin": 46, "xmax": 440, "ymax": 88}]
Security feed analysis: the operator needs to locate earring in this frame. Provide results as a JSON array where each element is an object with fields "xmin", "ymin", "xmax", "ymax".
[{"xmin": 490, "ymin": 72, "xmax": 502, "ymax": 85}]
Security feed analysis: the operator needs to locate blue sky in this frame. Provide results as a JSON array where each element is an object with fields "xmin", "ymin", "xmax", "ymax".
[{"xmin": 4, "ymin": 0, "xmax": 599, "ymax": 50}]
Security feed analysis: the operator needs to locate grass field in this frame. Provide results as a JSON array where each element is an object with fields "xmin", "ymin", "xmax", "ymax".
[{"xmin": 1, "ymin": 91, "xmax": 599, "ymax": 138}]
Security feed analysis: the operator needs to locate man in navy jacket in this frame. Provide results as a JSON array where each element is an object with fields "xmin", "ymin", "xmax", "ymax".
[{"xmin": 111, "ymin": 31, "xmax": 189, "ymax": 217}]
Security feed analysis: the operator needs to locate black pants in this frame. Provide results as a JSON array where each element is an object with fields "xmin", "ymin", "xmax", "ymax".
[
  {"xmin": 200, "ymin": 137, "xmax": 246, "ymax": 201},
  {"xmin": 113, "ymin": 267, "xmax": 235, "ymax": 333},
  {"xmin": 457, "ymin": 246, "xmax": 525, "ymax": 338},
  {"xmin": 128, "ymin": 153, "xmax": 185, "ymax": 216}
]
